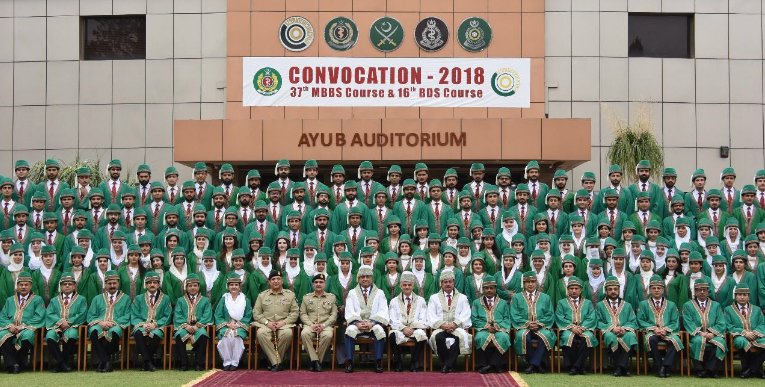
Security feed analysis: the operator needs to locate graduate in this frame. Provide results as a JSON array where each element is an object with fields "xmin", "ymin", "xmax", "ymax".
[
  {"xmin": 435, "ymin": 247, "xmax": 465, "ymax": 293},
  {"xmin": 731, "ymin": 251, "xmax": 759, "ymax": 306},
  {"xmin": 596, "ymin": 275, "xmax": 638, "ymax": 377},
  {"xmin": 130, "ymin": 271, "xmax": 173, "ymax": 371},
  {"xmin": 510, "ymin": 272, "xmax": 556, "ymax": 374},
  {"xmin": 609, "ymin": 248, "xmax": 639, "ymax": 308},
  {"xmin": 118, "ymin": 244, "xmax": 145, "ymax": 301},
  {"xmin": 167, "ymin": 248, "xmax": 190, "ymax": 300},
  {"xmin": 410, "ymin": 252, "xmax": 436, "ymax": 301},
  {"xmin": 376, "ymin": 252, "xmax": 401, "ymax": 301},
  {"xmin": 637, "ymin": 275, "xmax": 684, "ymax": 377},
  {"xmin": 87, "ymin": 270, "xmax": 131, "ymax": 372},
  {"xmin": 343, "ymin": 265, "xmax": 388, "ymax": 373},
  {"xmin": 555, "ymin": 276, "xmax": 598, "ymax": 375},
  {"xmin": 585, "ymin": 258, "xmax": 606, "ymax": 304},
  {"xmin": 455, "ymin": 237, "xmax": 474, "ymax": 274},
  {"xmin": 427, "ymin": 270, "xmax": 472, "ymax": 374},
  {"xmin": 31, "ymin": 244, "xmax": 61, "ymax": 305},
  {"xmin": 710, "ymin": 255, "xmax": 734, "ymax": 308},
  {"xmin": 63, "ymin": 246, "xmax": 92, "ymax": 301},
  {"xmin": 282, "ymin": 248, "xmax": 310, "ymax": 304},
  {"xmin": 387, "ymin": 271, "xmax": 428, "ymax": 372},
  {"xmin": 478, "ymin": 229, "xmax": 501, "ymax": 275},
  {"xmin": 687, "ymin": 252, "xmax": 714, "ymax": 300},
  {"xmin": 550, "ymin": 256, "xmax": 592, "ymax": 308},
  {"xmin": 496, "ymin": 249, "xmax": 522, "ymax": 302},
  {"xmin": 44, "ymin": 272, "xmax": 87, "ymax": 372},
  {"xmin": 214, "ymin": 273, "xmax": 252, "ymax": 371},
  {"xmin": 472, "ymin": 275, "xmax": 511, "ymax": 374},
  {"xmin": 0, "ymin": 271, "xmax": 45, "ymax": 374},
  {"xmin": 463, "ymin": 254, "xmax": 488, "ymax": 304},
  {"xmin": 659, "ymin": 249, "xmax": 690, "ymax": 308},
  {"xmin": 681, "ymin": 278, "xmax": 727, "ymax": 378},
  {"xmin": 724, "ymin": 284, "xmax": 765, "ymax": 379},
  {"xmin": 198, "ymin": 250, "xmax": 225, "ymax": 308}
]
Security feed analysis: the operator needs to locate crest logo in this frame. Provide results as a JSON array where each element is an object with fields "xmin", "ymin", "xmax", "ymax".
[
  {"xmin": 458, "ymin": 17, "xmax": 492, "ymax": 52},
  {"xmin": 254, "ymin": 67, "xmax": 282, "ymax": 96},
  {"xmin": 415, "ymin": 17, "xmax": 448, "ymax": 52},
  {"xmin": 279, "ymin": 16, "xmax": 314, "ymax": 52},
  {"xmin": 325, "ymin": 17, "xmax": 358, "ymax": 51},
  {"xmin": 491, "ymin": 68, "xmax": 520, "ymax": 97},
  {"xmin": 370, "ymin": 17, "xmax": 404, "ymax": 52}
]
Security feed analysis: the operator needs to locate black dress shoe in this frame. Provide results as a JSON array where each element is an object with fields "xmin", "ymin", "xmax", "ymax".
[
  {"xmin": 441, "ymin": 365, "xmax": 449, "ymax": 373},
  {"xmin": 612, "ymin": 368, "xmax": 622, "ymax": 377},
  {"xmin": 578, "ymin": 368, "xmax": 586, "ymax": 375},
  {"xmin": 11, "ymin": 364, "xmax": 20, "ymax": 374},
  {"xmin": 759, "ymin": 371, "xmax": 765, "ymax": 379},
  {"xmin": 569, "ymin": 368, "xmax": 578, "ymax": 376},
  {"xmin": 344, "ymin": 361, "xmax": 353, "ymax": 373},
  {"xmin": 375, "ymin": 360, "xmax": 384, "ymax": 373},
  {"xmin": 524, "ymin": 365, "xmax": 535, "ymax": 374},
  {"xmin": 314, "ymin": 361, "xmax": 322, "ymax": 372},
  {"xmin": 105, "ymin": 362, "xmax": 113, "ymax": 372},
  {"xmin": 479, "ymin": 365, "xmax": 493, "ymax": 374},
  {"xmin": 395, "ymin": 364, "xmax": 403, "ymax": 372},
  {"xmin": 195, "ymin": 365, "xmax": 204, "ymax": 371},
  {"xmin": 740, "ymin": 368, "xmax": 752, "ymax": 378},
  {"xmin": 62, "ymin": 364, "xmax": 73, "ymax": 372},
  {"xmin": 622, "ymin": 368, "xmax": 631, "ymax": 377},
  {"xmin": 536, "ymin": 365, "xmax": 546, "ymax": 374}
]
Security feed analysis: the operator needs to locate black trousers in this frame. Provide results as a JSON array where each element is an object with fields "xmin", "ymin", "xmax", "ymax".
[
  {"xmin": 1, "ymin": 340, "xmax": 32, "ymax": 369},
  {"xmin": 434, "ymin": 331, "xmax": 460, "ymax": 369},
  {"xmin": 173, "ymin": 335, "xmax": 208, "ymax": 368},
  {"xmin": 89, "ymin": 331, "xmax": 119, "ymax": 365},
  {"xmin": 525, "ymin": 333, "xmax": 548, "ymax": 368},
  {"xmin": 562, "ymin": 336, "xmax": 591, "ymax": 371},
  {"xmin": 648, "ymin": 336, "xmax": 677, "ymax": 370},
  {"xmin": 46, "ymin": 338, "xmax": 77, "ymax": 367},
  {"xmin": 740, "ymin": 347, "xmax": 765, "ymax": 373},
  {"xmin": 611, "ymin": 346, "xmax": 630, "ymax": 370},
  {"xmin": 133, "ymin": 331, "xmax": 161, "ymax": 365},
  {"xmin": 388, "ymin": 333, "xmax": 426, "ymax": 369},
  {"xmin": 476, "ymin": 345, "xmax": 506, "ymax": 370},
  {"xmin": 692, "ymin": 345, "xmax": 720, "ymax": 374}
]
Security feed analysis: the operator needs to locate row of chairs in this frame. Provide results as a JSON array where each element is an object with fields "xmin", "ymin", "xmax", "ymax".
[{"xmin": 3, "ymin": 326, "xmax": 758, "ymax": 376}]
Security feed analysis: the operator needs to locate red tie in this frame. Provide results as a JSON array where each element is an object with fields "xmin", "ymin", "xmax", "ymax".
[
  {"xmin": 550, "ymin": 211, "xmax": 556, "ymax": 231},
  {"xmin": 197, "ymin": 186, "xmax": 204, "ymax": 201},
  {"xmin": 125, "ymin": 210, "xmax": 131, "ymax": 227},
  {"xmin": 712, "ymin": 211, "xmax": 718, "ymax": 224},
  {"xmin": 291, "ymin": 233, "xmax": 298, "ymax": 248},
  {"xmin": 153, "ymin": 204, "xmax": 160, "ymax": 219},
  {"xmin": 727, "ymin": 189, "xmax": 733, "ymax": 208},
  {"xmin": 141, "ymin": 187, "xmax": 147, "ymax": 205},
  {"xmin": 463, "ymin": 213, "xmax": 469, "ymax": 230},
  {"xmin": 406, "ymin": 297, "xmax": 411, "ymax": 314},
  {"xmin": 760, "ymin": 193, "xmax": 765, "ymax": 209},
  {"xmin": 365, "ymin": 183, "xmax": 370, "ymax": 200},
  {"xmin": 351, "ymin": 228, "xmax": 357, "ymax": 249},
  {"xmin": 109, "ymin": 294, "xmax": 115, "ymax": 305},
  {"xmin": 63, "ymin": 210, "xmax": 70, "ymax": 234},
  {"xmin": 449, "ymin": 190, "xmax": 454, "ymax": 204},
  {"xmin": 580, "ymin": 210, "xmax": 586, "ymax": 225},
  {"xmin": 309, "ymin": 182, "xmax": 314, "ymax": 201},
  {"xmin": 170, "ymin": 188, "xmax": 176, "ymax": 203},
  {"xmin": 488, "ymin": 298, "xmax": 493, "ymax": 309},
  {"xmin": 363, "ymin": 288, "xmax": 368, "ymax": 303},
  {"xmin": 109, "ymin": 226, "xmax": 115, "ymax": 239},
  {"xmin": 319, "ymin": 231, "xmax": 325, "ymax": 249},
  {"xmin": 242, "ymin": 208, "xmax": 248, "ymax": 225},
  {"xmin": 490, "ymin": 208, "xmax": 496, "ymax": 225},
  {"xmin": 609, "ymin": 210, "xmax": 615, "ymax": 228},
  {"xmin": 642, "ymin": 212, "xmax": 648, "ymax": 227},
  {"xmin": 297, "ymin": 203, "xmax": 302, "ymax": 215},
  {"xmin": 35, "ymin": 213, "xmax": 41, "ymax": 229},
  {"xmin": 48, "ymin": 233, "xmax": 53, "ymax": 245},
  {"xmin": 281, "ymin": 181, "xmax": 287, "ymax": 199},
  {"xmin": 111, "ymin": 181, "xmax": 117, "ymax": 202},
  {"xmin": 434, "ymin": 202, "xmax": 440, "ymax": 219},
  {"xmin": 186, "ymin": 203, "xmax": 192, "ymax": 217},
  {"xmin": 502, "ymin": 190, "xmax": 508, "ymax": 206},
  {"xmin": 531, "ymin": 184, "xmax": 537, "ymax": 201},
  {"xmin": 474, "ymin": 184, "xmax": 480, "ymax": 199},
  {"xmin": 406, "ymin": 202, "xmax": 412, "ymax": 216},
  {"xmin": 225, "ymin": 186, "xmax": 230, "ymax": 200},
  {"xmin": 667, "ymin": 188, "xmax": 672, "ymax": 202},
  {"xmin": 64, "ymin": 296, "xmax": 70, "ymax": 306},
  {"xmin": 378, "ymin": 208, "xmax": 383, "ymax": 223},
  {"xmin": 215, "ymin": 209, "xmax": 221, "ymax": 225},
  {"xmin": 272, "ymin": 205, "xmax": 278, "ymax": 221},
  {"xmin": 336, "ymin": 187, "xmax": 342, "ymax": 203},
  {"xmin": 447, "ymin": 294, "xmax": 452, "ymax": 307},
  {"xmin": 641, "ymin": 183, "xmax": 646, "ymax": 192},
  {"xmin": 18, "ymin": 181, "xmax": 24, "ymax": 199},
  {"xmin": 391, "ymin": 187, "xmax": 397, "ymax": 202},
  {"xmin": 420, "ymin": 186, "xmax": 426, "ymax": 200},
  {"xmin": 747, "ymin": 206, "xmax": 752, "ymax": 221},
  {"xmin": 259, "ymin": 223, "xmax": 265, "ymax": 236},
  {"xmin": 17, "ymin": 227, "xmax": 23, "ymax": 241},
  {"xmin": 520, "ymin": 206, "xmax": 525, "ymax": 220},
  {"xmin": 49, "ymin": 182, "xmax": 55, "ymax": 199},
  {"xmin": 3, "ymin": 202, "xmax": 7, "ymax": 216},
  {"xmin": 697, "ymin": 192, "xmax": 703, "ymax": 209}
]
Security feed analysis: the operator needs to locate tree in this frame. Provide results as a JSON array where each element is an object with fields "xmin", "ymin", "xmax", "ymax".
[{"xmin": 606, "ymin": 103, "xmax": 664, "ymax": 184}]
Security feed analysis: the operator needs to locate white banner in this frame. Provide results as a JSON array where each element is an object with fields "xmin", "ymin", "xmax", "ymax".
[{"xmin": 243, "ymin": 57, "xmax": 530, "ymax": 108}]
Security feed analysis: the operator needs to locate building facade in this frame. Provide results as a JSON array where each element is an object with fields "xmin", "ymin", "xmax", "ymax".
[{"xmin": 1, "ymin": 0, "xmax": 763, "ymax": 187}]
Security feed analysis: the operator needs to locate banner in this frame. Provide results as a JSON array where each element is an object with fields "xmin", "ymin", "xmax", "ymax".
[{"xmin": 243, "ymin": 57, "xmax": 530, "ymax": 108}]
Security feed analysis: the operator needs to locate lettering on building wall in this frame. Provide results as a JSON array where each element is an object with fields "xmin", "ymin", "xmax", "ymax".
[{"xmin": 297, "ymin": 132, "xmax": 467, "ymax": 148}]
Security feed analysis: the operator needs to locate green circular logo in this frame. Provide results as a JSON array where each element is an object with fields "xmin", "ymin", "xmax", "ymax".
[
  {"xmin": 325, "ymin": 17, "xmax": 358, "ymax": 51},
  {"xmin": 253, "ymin": 67, "xmax": 282, "ymax": 96},
  {"xmin": 491, "ymin": 68, "xmax": 520, "ymax": 97},
  {"xmin": 370, "ymin": 17, "xmax": 404, "ymax": 52},
  {"xmin": 457, "ymin": 17, "xmax": 492, "ymax": 52}
]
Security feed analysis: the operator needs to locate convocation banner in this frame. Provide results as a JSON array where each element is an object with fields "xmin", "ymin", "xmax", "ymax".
[{"xmin": 243, "ymin": 57, "xmax": 530, "ymax": 108}]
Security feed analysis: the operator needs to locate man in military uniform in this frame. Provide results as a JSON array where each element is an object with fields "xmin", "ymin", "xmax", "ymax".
[
  {"xmin": 253, "ymin": 270, "xmax": 299, "ymax": 371},
  {"xmin": 682, "ymin": 278, "xmax": 727, "ymax": 378},
  {"xmin": 87, "ymin": 270, "xmax": 131, "ymax": 372},
  {"xmin": 45, "ymin": 272, "xmax": 88, "ymax": 372},
  {"xmin": 131, "ymin": 271, "xmax": 172, "ymax": 371},
  {"xmin": 472, "ymin": 275, "xmax": 512, "ymax": 374},
  {"xmin": 299, "ymin": 273, "xmax": 338, "ymax": 372},
  {"xmin": 596, "ymin": 275, "xmax": 638, "ymax": 377},
  {"xmin": 0, "ymin": 271, "xmax": 45, "ymax": 374},
  {"xmin": 173, "ymin": 273, "xmax": 212, "ymax": 371}
]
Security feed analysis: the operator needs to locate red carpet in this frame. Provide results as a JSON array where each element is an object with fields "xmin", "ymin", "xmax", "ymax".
[{"xmin": 192, "ymin": 370, "xmax": 522, "ymax": 387}]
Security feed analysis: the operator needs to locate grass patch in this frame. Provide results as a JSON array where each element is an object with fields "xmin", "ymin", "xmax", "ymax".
[
  {"xmin": 0, "ymin": 370, "xmax": 209, "ymax": 387},
  {"xmin": 518, "ymin": 373, "xmax": 763, "ymax": 387}
]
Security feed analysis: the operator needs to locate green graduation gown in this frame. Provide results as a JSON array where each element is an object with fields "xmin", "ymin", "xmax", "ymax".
[
  {"xmin": 173, "ymin": 294, "xmax": 213, "ymax": 344},
  {"xmin": 31, "ymin": 268, "xmax": 61, "ymax": 305},
  {"xmin": 724, "ymin": 303, "xmax": 765, "ymax": 351},
  {"xmin": 0, "ymin": 293, "xmax": 46, "ymax": 348},
  {"xmin": 496, "ymin": 269, "xmax": 522, "ymax": 302},
  {"xmin": 551, "ymin": 277, "xmax": 592, "ymax": 311},
  {"xmin": 86, "ymin": 291, "xmax": 132, "ymax": 341},
  {"xmin": 711, "ymin": 274, "xmax": 735, "ymax": 308},
  {"xmin": 130, "ymin": 291, "xmax": 173, "ymax": 338},
  {"xmin": 637, "ymin": 298, "xmax": 684, "ymax": 352},
  {"xmin": 596, "ymin": 298, "xmax": 638, "ymax": 352},
  {"xmin": 555, "ymin": 297, "xmax": 599, "ymax": 347},
  {"xmin": 509, "ymin": 291, "xmax": 556, "ymax": 354},
  {"xmin": 472, "ymin": 297, "xmax": 512, "ymax": 353},
  {"xmin": 681, "ymin": 299, "xmax": 727, "ymax": 361},
  {"xmin": 117, "ymin": 265, "xmax": 144, "ymax": 301},
  {"xmin": 214, "ymin": 294, "xmax": 252, "ymax": 339},
  {"xmin": 44, "ymin": 292, "xmax": 88, "ymax": 342}
]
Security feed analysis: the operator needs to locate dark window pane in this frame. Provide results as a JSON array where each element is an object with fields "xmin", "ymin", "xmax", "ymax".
[
  {"xmin": 82, "ymin": 16, "xmax": 146, "ymax": 60},
  {"xmin": 628, "ymin": 14, "xmax": 692, "ymax": 58}
]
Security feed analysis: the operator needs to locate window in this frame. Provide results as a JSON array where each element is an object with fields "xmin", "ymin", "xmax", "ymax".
[
  {"xmin": 628, "ymin": 14, "xmax": 693, "ymax": 58},
  {"xmin": 82, "ymin": 15, "xmax": 146, "ymax": 60}
]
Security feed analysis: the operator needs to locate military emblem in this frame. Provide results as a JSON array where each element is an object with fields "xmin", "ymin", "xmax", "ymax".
[
  {"xmin": 279, "ymin": 16, "xmax": 314, "ymax": 52},
  {"xmin": 415, "ymin": 17, "xmax": 448, "ymax": 52},
  {"xmin": 491, "ymin": 68, "xmax": 520, "ymax": 97},
  {"xmin": 253, "ymin": 67, "xmax": 282, "ymax": 96},
  {"xmin": 457, "ymin": 17, "xmax": 491, "ymax": 52},
  {"xmin": 325, "ymin": 16, "xmax": 358, "ymax": 51},
  {"xmin": 370, "ymin": 17, "xmax": 404, "ymax": 52}
]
